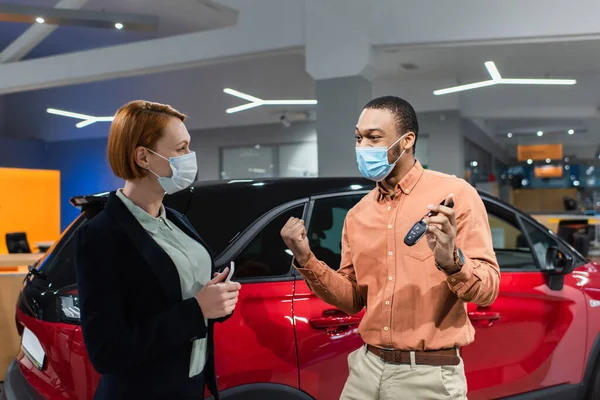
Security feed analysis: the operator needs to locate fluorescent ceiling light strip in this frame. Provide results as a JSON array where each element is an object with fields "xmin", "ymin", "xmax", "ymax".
[
  {"xmin": 47, "ymin": 108, "xmax": 114, "ymax": 128},
  {"xmin": 262, "ymin": 100, "xmax": 318, "ymax": 105},
  {"xmin": 433, "ymin": 80, "xmax": 497, "ymax": 95},
  {"xmin": 500, "ymin": 78, "xmax": 576, "ymax": 85},
  {"xmin": 75, "ymin": 120, "xmax": 98, "ymax": 128},
  {"xmin": 46, "ymin": 108, "xmax": 93, "ymax": 120},
  {"xmin": 433, "ymin": 62, "xmax": 577, "ymax": 95},
  {"xmin": 485, "ymin": 61, "xmax": 502, "ymax": 81},
  {"xmin": 226, "ymin": 102, "xmax": 262, "ymax": 114},
  {"xmin": 223, "ymin": 88, "xmax": 262, "ymax": 103},
  {"xmin": 224, "ymin": 88, "xmax": 317, "ymax": 113}
]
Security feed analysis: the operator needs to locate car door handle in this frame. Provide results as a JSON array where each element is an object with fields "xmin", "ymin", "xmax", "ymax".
[
  {"xmin": 468, "ymin": 311, "xmax": 500, "ymax": 327},
  {"xmin": 310, "ymin": 315, "xmax": 362, "ymax": 329}
]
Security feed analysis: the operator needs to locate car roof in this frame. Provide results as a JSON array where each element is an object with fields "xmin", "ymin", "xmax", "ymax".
[
  {"xmin": 71, "ymin": 177, "xmax": 377, "ymax": 207},
  {"xmin": 71, "ymin": 176, "xmax": 502, "ymax": 209}
]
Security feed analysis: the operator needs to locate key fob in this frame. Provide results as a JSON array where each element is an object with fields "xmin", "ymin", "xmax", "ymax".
[{"xmin": 404, "ymin": 220, "xmax": 428, "ymax": 246}]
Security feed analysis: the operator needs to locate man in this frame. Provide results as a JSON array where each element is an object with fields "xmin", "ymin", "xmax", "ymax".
[{"xmin": 280, "ymin": 96, "xmax": 499, "ymax": 400}]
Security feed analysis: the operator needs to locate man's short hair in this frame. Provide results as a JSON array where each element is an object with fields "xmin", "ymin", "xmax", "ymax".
[{"xmin": 363, "ymin": 96, "xmax": 419, "ymax": 152}]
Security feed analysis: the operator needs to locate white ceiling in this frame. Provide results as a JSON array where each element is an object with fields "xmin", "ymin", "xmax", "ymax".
[
  {"xmin": 0, "ymin": 0, "xmax": 238, "ymax": 59},
  {"xmin": 1, "ymin": 2, "xmax": 599, "ymax": 158},
  {"xmin": 372, "ymin": 40, "xmax": 600, "ymax": 80},
  {"xmin": 3, "ymin": 52, "xmax": 315, "ymax": 141}
]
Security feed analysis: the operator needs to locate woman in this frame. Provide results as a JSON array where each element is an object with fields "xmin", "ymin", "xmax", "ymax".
[{"xmin": 75, "ymin": 100, "xmax": 240, "ymax": 399}]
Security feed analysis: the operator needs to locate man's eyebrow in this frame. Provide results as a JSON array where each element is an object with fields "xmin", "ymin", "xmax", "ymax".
[{"xmin": 355, "ymin": 127, "xmax": 384, "ymax": 135}]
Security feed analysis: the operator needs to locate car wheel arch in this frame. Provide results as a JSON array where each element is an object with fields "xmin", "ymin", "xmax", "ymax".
[{"xmin": 206, "ymin": 383, "xmax": 315, "ymax": 400}]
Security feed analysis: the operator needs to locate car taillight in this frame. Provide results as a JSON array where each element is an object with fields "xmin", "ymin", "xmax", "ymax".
[{"xmin": 58, "ymin": 294, "xmax": 80, "ymax": 324}]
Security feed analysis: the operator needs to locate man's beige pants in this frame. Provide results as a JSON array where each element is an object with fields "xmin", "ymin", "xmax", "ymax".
[{"xmin": 340, "ymin": 346, "xmax": 468, "ymax": 400}]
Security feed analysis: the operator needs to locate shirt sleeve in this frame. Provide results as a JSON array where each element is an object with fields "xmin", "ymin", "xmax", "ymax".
[
  {"xmin": 445, "ymin": 183, "xmax": 500, "ymax": 307},
  {"xmin": 294, "ymin": 217, "xmax": 365, "ymax": 315}
]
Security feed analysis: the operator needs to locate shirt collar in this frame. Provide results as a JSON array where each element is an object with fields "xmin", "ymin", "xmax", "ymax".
[
  {"xmin": 376, "ymin": 160, "xmax": 424, "ymax": 201},
  {"xmin": 115, "ymin": 189, "xmax": 170, "ymax": 234}
]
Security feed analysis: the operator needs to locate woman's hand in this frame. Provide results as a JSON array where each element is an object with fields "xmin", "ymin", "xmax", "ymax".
[{"xmin": 195, "ymin": 268, "xmax": 241, "ymax": 319}]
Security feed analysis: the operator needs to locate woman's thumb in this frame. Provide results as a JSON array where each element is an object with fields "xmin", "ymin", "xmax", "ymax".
[{"xmin": 209, "ymin": 268, "xmax": 229, "ymax": 284}]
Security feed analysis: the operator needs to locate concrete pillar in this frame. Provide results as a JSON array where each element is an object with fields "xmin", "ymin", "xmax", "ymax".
[
  {"xmin": 315, "ymin": 76, "xmax": 372, "ymax": 177},
  {"xmin": 421, "ymin": 112, "xmax": 465, "ymax": 178}
]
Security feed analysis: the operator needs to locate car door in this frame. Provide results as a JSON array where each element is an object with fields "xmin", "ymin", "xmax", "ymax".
[
  {"xmin": 293, "ymin": 192, "xmax": 367, "ymax": 400},
  {"xmin": 210, "ymin": 202, "xmax": 305, "ymax": 395},
  {"xmin": 462, "ymin": 199, "xmax": 587, "ymax": 400}
]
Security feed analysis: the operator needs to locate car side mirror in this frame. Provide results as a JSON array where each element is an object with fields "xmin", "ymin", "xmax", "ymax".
[{"xmin": 544, "ymin": 246, "xmax": 574, "ymax": 291}]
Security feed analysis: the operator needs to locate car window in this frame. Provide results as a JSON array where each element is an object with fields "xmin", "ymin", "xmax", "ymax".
[
  {"xmin": 36, "ymin": 215, "xmax": 88, "ymax": 289},
  {"xmin": 521, "ymin": 219, "xmax": 559, "ymax": 269},
  {"xmin": 485, "ymin": 203, "xmax": 538, "ymax": 271},
  {"xmin": 306, "ymin": 194, "xmax": 365, "ymax": 271},
  {"xmin": 232, "ymin": 205, "xmax": 305, "ymax": 279}
]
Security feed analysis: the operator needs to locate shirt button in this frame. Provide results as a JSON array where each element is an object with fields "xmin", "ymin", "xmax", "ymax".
[
  {"xmin": 389, "ymin": 276, "xmax": 393, "ymax": 281},
  {"xmin": 451, "ymin": 278, "xmax": 456, "ymax": 282},
  {"xmin": 384, "ymin": 326, "xmax": 389, "ymax": 331},
  {"xmin": 388, "ymin": 251, "xmax": 393, "ymax": 256},
  {"xmin": 388, "ymin": 225, "xmax": 393, "ymax": 229},
  {"xmin": 385, "ymin": 301, "xmax": 390, "ymax": 305}
]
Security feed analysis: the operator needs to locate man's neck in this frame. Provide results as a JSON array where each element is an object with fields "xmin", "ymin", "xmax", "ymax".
[
  {"xmin": 122, "ymin": 180, "xmax": 165, "ymax": 217},
  {"xmin": 380, "ymin": 155, "xmax": 416, "ymax": 195}
]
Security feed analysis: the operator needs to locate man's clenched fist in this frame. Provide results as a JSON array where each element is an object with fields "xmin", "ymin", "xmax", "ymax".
[{"xmin": 280, "ymin": 217, "xmax": 311, "ymax": 266}]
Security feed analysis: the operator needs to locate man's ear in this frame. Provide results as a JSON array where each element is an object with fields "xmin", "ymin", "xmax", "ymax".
[{"xmin": 403, "ymin": 132, "xmax": 416, "ymax": 152}]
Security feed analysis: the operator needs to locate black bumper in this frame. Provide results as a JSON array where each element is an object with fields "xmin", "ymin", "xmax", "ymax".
[{"xmin": 1, "ymin": 361, "xmax": 44, "ymax": 400}]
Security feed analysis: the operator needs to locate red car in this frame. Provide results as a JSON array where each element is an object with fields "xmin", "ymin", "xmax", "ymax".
[{"xmin": 3, "ymin": 178, "xmax": 600, "ymax": 400}]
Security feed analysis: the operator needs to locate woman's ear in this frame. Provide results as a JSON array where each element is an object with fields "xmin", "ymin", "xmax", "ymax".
[{"xmin": 134, "ymin": 146, "xmax": 150, "ymax": 170}]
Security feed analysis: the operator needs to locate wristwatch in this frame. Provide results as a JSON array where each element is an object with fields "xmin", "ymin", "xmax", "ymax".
[{"xmin": 436, "ymin": 248, "xmax": 465, "ymax": 272}]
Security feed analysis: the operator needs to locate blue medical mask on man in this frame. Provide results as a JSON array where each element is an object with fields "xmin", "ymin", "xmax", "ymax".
[
  {"xmin": 145, "ymin": 148, "xmax": 198, "ymax": 194},
  {"xmin": 355, "ymin": 133, "xmax": 407, "ymax": 182}
]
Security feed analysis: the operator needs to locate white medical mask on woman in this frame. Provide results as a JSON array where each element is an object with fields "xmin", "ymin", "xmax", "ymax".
[{"xmin": 145, "ymin": 148, "xmax": 197, "ymax": 194}]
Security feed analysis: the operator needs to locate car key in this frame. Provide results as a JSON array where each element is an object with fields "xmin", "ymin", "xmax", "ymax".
[{"xmin": 404, "ymin": 198, "xmax": 454, "ymax": 246}]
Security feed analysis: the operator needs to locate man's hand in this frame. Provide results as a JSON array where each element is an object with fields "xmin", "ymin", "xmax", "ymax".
[
  {"xmin": 280, "ymin": 217, "xmax": 311, "ymax": 266},
  {"xmin": 195, "ymin": 268, "xmax": 241, "ymax": 319},
  {"xmin": 423, "ymin": 193, "xmax": 457, "ymax": 270}
]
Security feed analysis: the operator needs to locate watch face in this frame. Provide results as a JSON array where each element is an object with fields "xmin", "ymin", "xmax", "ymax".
[{"xmin": 456, "ymin": 248, "xmax": 465, "ymax": 265}]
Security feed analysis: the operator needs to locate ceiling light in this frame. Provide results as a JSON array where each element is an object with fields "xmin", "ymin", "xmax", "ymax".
[
  {"xmin": 546, "ymin": 158, "xmax": 551, "ymax": 163},
  {"xmin": 470, "ymin": 161, "xmax": 478, "ymax": 167},
  {"xmin": 115, "ymin": 22, "xmax": 123, "ymax": 30},
  {"xmin": 485, "ymin": 61, "xmax": 502, "ymax": 81},
  {"xmin": 537, "ymin": 131, "xmax": 544, "ymax": 137},
  {"xmin": 568, "ymin": 129, "xmax": 575, "ymax": 135},
  {"xmin": 507, "ymin": 132, "xmax": 513, "ymax": 138},
  {"xmin": 0, "ymin": 4, "xmax": 159, "ymax": 31},
  {"xmin": 527, "ymin": 159, "xmax": 533, "ymax": 165},
  {"xmin": 46, "ymin": 108, "xmax": 114, "ymax": 128},
  {"xmin": 433, "ymin": 61, "xmax": 577, "ymax": 95},
  {"xmin": 224, "ymin": 88, "xmax": 317, "ymax": 113}
]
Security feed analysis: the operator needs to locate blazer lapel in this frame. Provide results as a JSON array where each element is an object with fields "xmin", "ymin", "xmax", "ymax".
[{"xmin": 104, "ymin": 193, "xmax": 183, "ymax": 304}]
